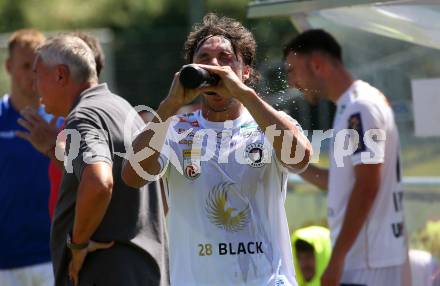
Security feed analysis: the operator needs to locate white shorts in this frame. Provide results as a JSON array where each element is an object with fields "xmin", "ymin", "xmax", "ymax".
[
  {"xmin": 0, "ymin": 262, "xmax": 54, "ymax": 286},
  {"xmin": 341, "ymin": 265, "xmax": 403, "ymax": 286}
]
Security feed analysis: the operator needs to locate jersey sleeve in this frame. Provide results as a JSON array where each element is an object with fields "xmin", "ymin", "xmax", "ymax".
[
  {"xmin": 64, "ymin": 110, "xmax": 112, "ymax": 180},
  {"xmin": 348, "ymin": 101, "xmax": 386, "ymax": 166}
]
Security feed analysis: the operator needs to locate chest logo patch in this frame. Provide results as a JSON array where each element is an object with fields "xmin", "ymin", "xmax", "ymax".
[
  {"xmin": 245, "ymin": 142, "xmax": 269, "ymax": 168},
  {"xmin": 205, "ymin": 183, "xmax": 250, "ymax": 232},
  {"xmin": 183, "ymin": 149, "xmax": 201, "ymax": 179}
]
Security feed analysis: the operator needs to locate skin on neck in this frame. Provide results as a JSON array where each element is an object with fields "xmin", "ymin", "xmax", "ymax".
[
  {"xmin": 201, "ymin": 96, "xmax": 244, "ymax": 122},
  {"xmin": 59, "ymin": 80, "xmax": 97, "ymax": 117},
  {"xmin": 324, "ymin": 63, "xmax": 354, "ymax": 104}
]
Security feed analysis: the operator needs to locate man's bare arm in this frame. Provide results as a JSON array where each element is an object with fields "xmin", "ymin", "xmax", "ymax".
[
  {"xmin": 121, "ymin": 101, "xmax": 179, "ymax": 188},
  {"xmin": 72, "ymin": 162, "xmax": 114, "ymax": 244},
  {"xmin": 321, "ymin": 163, "xmax": 382, "ymax": 285},
  {"xmin": 240, "ymin": 90, "xmax": 312, "ymax": 170},
  {"xmin": 122, "ymin": 72, "xmax": 200, "ymax": 188},
  {"xmin": 298, "ymin": 164, "xmax": 329, "ymax": 191}
]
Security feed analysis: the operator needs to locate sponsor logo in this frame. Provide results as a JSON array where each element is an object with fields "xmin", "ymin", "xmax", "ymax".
[
  {"xmin": 178, "ymin": 116, "xmax": 199, "ymax": 127},
  {"xmin": 182, "ymin": 112, "xmax": 194, "ymax": 118},
  {"xmin": 275, "ymin": 276, "xmax": 288, "ymax": 286},
  {"xmin": 239, "ymin": 124, "xmax": 262, "ymax": 138},
  {"xmin": 183, "ymin": 149, "xmax": 201, "ymax": 158},
  {"xmin": 241, "ymin": 130, "xmax": 261, "ymax": 139},
  {"xmin": 240, "ymin": 123, "xmax": 258, "ymax": 130},
  {"xmin": 205, "ymin": 182, "xmax": 250, "ymax": 232},
  {"xmin": 218, "ymin": 241, "xmax": 263, "ymax": 255},
  {"xmin": 245, "ymin": 142, "xmax": 269, "ymax": 168},
  {"xmin": 178, "ymin": 128, "xmax": 189, "ymax": 134},
  {"xmin": 197, "ymin": 241, "xmax": 264, "ymax": 256},
  {"xmin": 184, "ymin": 163, "xmax": 200, "ymax": 179},
  {"xmin": 179, "ymin": 139, "xmax": 193, "ymax": 146},
  {"xmin": 183, "ymin": 149, "xmax": 201, "ymax": 180}
]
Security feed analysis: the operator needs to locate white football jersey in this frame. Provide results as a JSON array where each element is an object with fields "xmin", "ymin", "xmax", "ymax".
[
  {"xmin": 328, "ymin": 80, "xmax": 406, "ymax": 270},
  {"xmin": 159, "ymin": 109, "xmax": 300, "ymax": 286}
]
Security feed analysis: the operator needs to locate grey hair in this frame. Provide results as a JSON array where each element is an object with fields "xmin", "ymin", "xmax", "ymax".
[{"xmin": 37, "ymin": 35, "xmax": 98, "ymax": 83}]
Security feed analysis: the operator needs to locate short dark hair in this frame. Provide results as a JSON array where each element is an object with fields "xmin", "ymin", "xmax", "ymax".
[
  {"xmin": 283, "ymin": 29, "xmax": 342, "ymax": 62},
  {"xmin": 295, "ymin": 239, "xmax": 314, "ymax": 254},
  {"xmin": 184, "ymin": 13, "xmax": 260, "ymax": 86},
  {"xmin": 70, "ymin": 32, "xmax": 105, "ymax": 77}
]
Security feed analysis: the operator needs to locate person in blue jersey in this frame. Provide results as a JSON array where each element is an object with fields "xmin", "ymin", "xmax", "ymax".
[{"xmin": 0, "ymin": 29, "xmax": 54, "ymax": 286}]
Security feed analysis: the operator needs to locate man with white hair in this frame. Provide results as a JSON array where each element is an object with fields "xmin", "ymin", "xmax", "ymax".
[{"xmin": 32, "ymin": 35, "xmax": 168, "ymax": 286}]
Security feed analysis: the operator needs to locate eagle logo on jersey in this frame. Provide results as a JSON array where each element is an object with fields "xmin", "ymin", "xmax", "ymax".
[{"xmin": 205, "ymin": 183, "xmax": 250, "ymax": 232}]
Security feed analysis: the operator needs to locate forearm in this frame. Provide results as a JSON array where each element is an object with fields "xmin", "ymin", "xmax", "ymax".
[
  {"xmin": 72, "ymin": 165, "xmax": 113, "ymax": 244},
  {"xmin": 122, "ymin": 100, "xmax": 180, "ymax": 187},
  {"xmin": 239, "ymin": 89, "xmax": 311, "ymax": 169},
  {"xmin": 298, "ymin": 164, "xmax": 328, "ymax": 190}
]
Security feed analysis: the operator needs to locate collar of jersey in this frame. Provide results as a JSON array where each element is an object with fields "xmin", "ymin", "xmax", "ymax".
[
  {"xmin": 70, "ymin": 83, "xmax": 109, "ymax": 112},
  {"xmin": 336, "ymin": 80, "xmax": 365, "ymax": 113},
  {"xmin": 196, "ymin": 109, "xmax": 252, "ymax": 130}
]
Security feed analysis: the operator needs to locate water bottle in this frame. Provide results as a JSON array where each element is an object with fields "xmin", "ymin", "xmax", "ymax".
[{"xmin": 179, "ymin": 64, "xmax": 220, "ymax": 89}]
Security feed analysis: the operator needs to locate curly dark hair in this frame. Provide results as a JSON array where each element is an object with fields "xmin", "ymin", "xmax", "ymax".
[{"xmin": 184, "ymin": 13, "xmax": 260, "ymax": 86}]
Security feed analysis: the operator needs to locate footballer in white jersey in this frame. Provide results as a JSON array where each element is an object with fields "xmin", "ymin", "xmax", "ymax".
[
  {"xmin": 284, "ymin": 29, "xmax": 407, "ymax": 286},
  {"xmin": 159, "ymin": 109, "xmax": 300, "ymax": 285},
  {"xmin": 329, "ymin": 80, "xmax": 406, "ymax": 269},
  {"xmin": 123, "ymin": 13, "xmax": 312, "ymax": 286}
]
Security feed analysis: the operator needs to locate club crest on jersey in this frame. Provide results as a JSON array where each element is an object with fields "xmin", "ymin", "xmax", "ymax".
[
  {"xmin": 183, "ymin": 149, "xmax": 201, "ymax": 180},
  {"xmin": 205, "ymin": 182, "xmax": 250, "ymax": 232},
  {"xmin": 245, "ymin": 142, "xmax": 269, "ymax": 168},
  {"xmin": 348, "ymin": 113, "xmax": 366, "ymax": 154}
]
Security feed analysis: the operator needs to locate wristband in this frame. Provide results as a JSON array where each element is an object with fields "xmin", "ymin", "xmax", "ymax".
[{"xmin": 66, "ymin": 231, "xmax": 89, "ymax": 250}]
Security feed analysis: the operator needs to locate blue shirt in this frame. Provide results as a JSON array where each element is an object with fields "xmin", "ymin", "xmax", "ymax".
[{"xmin": 0, "ymin": 95, "xmax": 52, "ymax": 269}]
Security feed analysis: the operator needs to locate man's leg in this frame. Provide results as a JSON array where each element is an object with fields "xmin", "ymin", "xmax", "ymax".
[
  {"xmin": 341, "ymin": 265, "xmax": 403, "ymax": 286},
  {"xmin": 79, "ymin": 242, "xmax": 161, "ymax": 286}
]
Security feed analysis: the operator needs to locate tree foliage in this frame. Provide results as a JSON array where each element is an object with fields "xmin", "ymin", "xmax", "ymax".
[{"xmin": 0, "ymin": 0, "xmax": 294, "ymax": 108}]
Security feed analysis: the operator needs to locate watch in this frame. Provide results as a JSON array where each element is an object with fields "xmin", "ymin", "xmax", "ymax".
[{"xmin": 66, "ymin": 231, "xmax": 89, "ymax": 250}]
